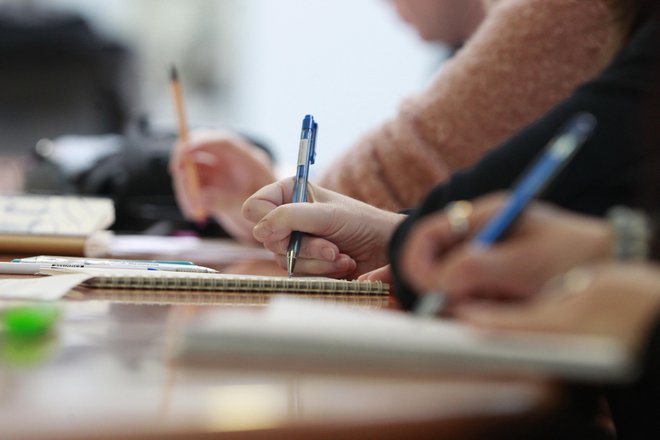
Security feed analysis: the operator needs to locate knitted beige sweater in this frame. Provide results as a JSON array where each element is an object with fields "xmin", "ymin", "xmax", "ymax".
[{"xmin": 319, "ymin": 0, "xmax": 623, "ymax": 211}]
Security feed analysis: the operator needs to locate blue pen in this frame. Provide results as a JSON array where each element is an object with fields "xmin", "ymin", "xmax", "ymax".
[
  {"xmin": 415, "ymin": 112, "xmax": 597, "ymax": 316},
  {"xmin": 286, "ymin": 115, "xmax": 318, "ymax": 276}
]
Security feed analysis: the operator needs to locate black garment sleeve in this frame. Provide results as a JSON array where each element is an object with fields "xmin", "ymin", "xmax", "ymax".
[{"xmin": 389, "ymin": 18, "xmax": 659, "ymax": 311}]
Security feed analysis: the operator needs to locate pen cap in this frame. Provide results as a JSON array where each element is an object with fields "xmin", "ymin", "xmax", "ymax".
[
  {"xmin": 302, "ymin": 114, "xmax": 314, "ymax": 130},
  {"xmin": 301, "ymin": 115, "xmax": 317, "ymax": 165}
]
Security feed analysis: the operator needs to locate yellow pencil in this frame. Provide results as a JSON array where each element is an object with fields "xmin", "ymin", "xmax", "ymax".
[{"xmin": 169, "ymin": 65, "xmax": 206, "ymax": 222}]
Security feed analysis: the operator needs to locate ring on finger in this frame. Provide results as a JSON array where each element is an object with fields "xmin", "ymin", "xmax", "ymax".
[{"xmin": 446, "ymin": 200, "xmax": 473, "ymax": 237}]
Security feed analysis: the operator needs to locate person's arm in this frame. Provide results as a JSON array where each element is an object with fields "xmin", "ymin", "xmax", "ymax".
[{"xmin": 320, "ymin": 0, "xmax": 621, "ymax": 212}]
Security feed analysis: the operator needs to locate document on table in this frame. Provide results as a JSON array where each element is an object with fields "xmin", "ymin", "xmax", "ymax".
[{"xmin": 0, "ymin": 274, "xmax": 92, "ymax": 300}]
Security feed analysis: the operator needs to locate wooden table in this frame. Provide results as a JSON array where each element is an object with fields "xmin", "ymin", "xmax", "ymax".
[{"xmin": 0, "ymin": 249, "xmax": 585, "ymax": 439}]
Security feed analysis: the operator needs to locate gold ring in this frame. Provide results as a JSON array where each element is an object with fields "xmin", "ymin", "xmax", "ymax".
[{"xmin": 446, "ymin": 201, "xmax": 473, "ymax": 237}]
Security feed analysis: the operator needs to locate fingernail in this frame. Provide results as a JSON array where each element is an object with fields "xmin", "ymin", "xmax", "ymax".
[
  {"xmin": 252, "ymin": 221, "xmax": 272, "ymax": 239},
  {"xmin": 320, "ymin": 247, "xmax": 336, "ymax": 261}
]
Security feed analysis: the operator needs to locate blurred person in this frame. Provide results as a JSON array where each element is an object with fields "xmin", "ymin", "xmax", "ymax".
[
  {"xmin": 241, "ymin": 0, "xmax": 658, "ymax": 279},
  {"xmin": 171, "ymin": 0, "xmax": 626, "ymax": 242},
  {"xmin": 395, "ymin": 197, "xmax": 660, "ymax": 438}
]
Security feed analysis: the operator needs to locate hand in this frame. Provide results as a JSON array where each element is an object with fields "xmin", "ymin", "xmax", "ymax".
[
  {"xmin": 399, "ymin": 193, "xmax": 613, "ymax": 305},
  {"xmin": 456, "ymin": 263, "xmax": 660, "ymax": 354},
  {"xmin": 169, "ymin": 129, "xmax": 276, "ymax": 242},
  {"xmin": 242, "ymin": 179, "xmax": 406, "ymax": 278}
]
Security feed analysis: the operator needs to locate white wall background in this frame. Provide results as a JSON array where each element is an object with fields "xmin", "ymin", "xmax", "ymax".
[
  {"xmin": 2, "ymin": 0, "xmax": 445, "ymax": 175},
  {"xmin": 224, "ymin": 0, "xmax": 443, "ymax": 175}
]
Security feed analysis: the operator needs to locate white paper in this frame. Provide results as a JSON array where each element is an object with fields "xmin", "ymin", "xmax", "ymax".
[
  {"xmin": 0, "ymin": 274, "xmax": 92, "ymax": 301},
  {"xmin": 109, "ymin": 236, "xmax": 273, "ymax": 262}
]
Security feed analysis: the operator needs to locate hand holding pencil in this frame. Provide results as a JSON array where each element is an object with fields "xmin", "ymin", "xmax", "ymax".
[
  {"xmin": 169, "ymin": 65, "xmax": 207, "ymax": 224},
  {"xmin": 168, "ymin": 66, "xmax": 277, "ymax": 241}
]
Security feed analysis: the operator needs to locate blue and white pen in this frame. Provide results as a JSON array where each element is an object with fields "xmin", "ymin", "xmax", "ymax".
[
  {"xmin": 286, "ymin": 115, "xmax": 318, "ymax": 277},
  {"xmin": 415, "ymin": 112, "xmax": 597, "ymax": 317},
  {"xmin": 9, "ymin": 256, "xmax": 217, "ymax": 273}
]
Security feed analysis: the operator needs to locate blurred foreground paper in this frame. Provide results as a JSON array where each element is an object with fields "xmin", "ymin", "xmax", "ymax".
[
  {"xmin": 0, "ymin": 273, "xmax": 92, "ymax": 300},
  {"xmin": 178, "ymin": 298, "xmax": 634, "ymax": 383},
  {"xmin": 0, "ymin": 195, "xmax": 114, "ymax": 257}
]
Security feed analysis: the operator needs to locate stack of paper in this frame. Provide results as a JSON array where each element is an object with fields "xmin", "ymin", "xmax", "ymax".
[{"xmin": 0, "ymin": 195, "xmax": 114, "ymax": 256}]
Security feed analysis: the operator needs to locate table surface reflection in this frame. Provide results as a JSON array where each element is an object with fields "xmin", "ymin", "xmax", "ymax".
[{"xmin": 0, "ymin": 256, "xmax": 566, "ymax": 440}]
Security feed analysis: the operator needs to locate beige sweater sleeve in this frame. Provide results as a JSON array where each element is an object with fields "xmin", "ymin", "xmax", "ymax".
[{"xmin": 319, "ymin": 0, "xmax": 621, "ymax": 212}]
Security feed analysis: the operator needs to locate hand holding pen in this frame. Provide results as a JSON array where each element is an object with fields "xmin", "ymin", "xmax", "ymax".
[
  {"xmin": 404, "ymin": 113, "xmax": 597, "ymax": 316},
  {"xmin": 286, "ymin": 115, "xmax": 318, "ymax": 276}
]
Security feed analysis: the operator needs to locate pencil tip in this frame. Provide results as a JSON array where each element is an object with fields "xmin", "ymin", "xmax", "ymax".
[{"xmin": 169, "ymin": 64, "xmax": 178, "ymax": 81}]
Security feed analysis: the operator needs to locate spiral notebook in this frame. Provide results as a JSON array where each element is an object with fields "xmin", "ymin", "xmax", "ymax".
[
  {"xmin": 71, "ymin": 289, "xmax": 390, "ymax": 307},
  {"xmin": 43, "ymin": 267, "xmax": 389, "ymax": 296}
]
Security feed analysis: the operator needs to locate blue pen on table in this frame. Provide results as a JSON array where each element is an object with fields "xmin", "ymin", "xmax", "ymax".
[
  {"xmin": 286, "ymin": 114, "xmax": 318, "ymax": 277},
  {"xmin": 414, "ymin": 112, "xmax": 597, "ymax": 317},
  {"xmin": 0, "ymin": 261, "xmax": 217, "ymax": 275}
]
